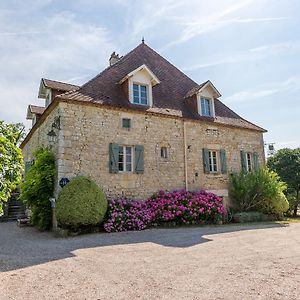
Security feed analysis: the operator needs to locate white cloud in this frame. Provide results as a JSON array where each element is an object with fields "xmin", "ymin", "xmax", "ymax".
[
  {"xmin": 159, "ymin": 0, "xmax": 278, "ymax": 51},
  {"xmin": 183, "ymin": 41, "xmax": 300, "ymax": 70},
  {"xmin": 223, "ymin": 76, "xmax": 300, "ymax": 103},
  {"xmin": 0, "ymin": 10, "xmax": 116, "ymax": 126}
]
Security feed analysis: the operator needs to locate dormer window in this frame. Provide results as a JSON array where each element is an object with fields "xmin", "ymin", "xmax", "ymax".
[
  {"xmin": 119, "ymin": 64, "xmax": 160, "ymax": 108},
  {"xmin": 185, "ymin": 80, "xmax": 220, "ymax": 119},
  {"xmin": 133, "ymin": 83, "xmax": 148, "ymax": 105},
  {"xmin": 201, "ymin": 97, "xmax": 212, "ymax": 117}
]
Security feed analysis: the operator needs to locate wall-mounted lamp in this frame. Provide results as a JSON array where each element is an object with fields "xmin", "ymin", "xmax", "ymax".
[{"xmin": 47, "ymin": 129, "xmax": 57, "ymax": 143}]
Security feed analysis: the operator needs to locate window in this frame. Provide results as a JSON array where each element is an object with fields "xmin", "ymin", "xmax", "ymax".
[
  {"xmin": 118, "ymin": 146, "xmax": 133, "ymax": 172},
  {"xmin": 200, "ymin": 97, "xmax": 212, "ymax": 117},
  {"xmin": 45, "ymin": 90, "xmax": 52, "ymax": 107},
  {"xmin": 246, "ymin": 152, "xmax": 252, "ymax": 172},
  {"xmin": 133, "ymin": 83, "xmax": 148, "ymax": 105},
  {"xmin": 208, "ymin": 150, "xmax": 218, "ymax": 173},
  {"xmin": 203, "ymin": 148, "xmax": 227, "ymax": 174},
  {"xmin": 161, "ymin": 147, "xmax": 168, "ymax": 158},
  {"xmin": 122, "ymin": 118, "xmax": 131, "ymax": 129}
]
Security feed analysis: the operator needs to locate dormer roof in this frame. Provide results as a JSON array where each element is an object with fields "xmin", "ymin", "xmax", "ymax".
[
  {"xmin": 38, "ymin": 78, "xmax": 79, "ymax": 99},
  {"xmin": 26, "ymin": 105, "xmax": 45, "ymax": 120},
  {"xmin": 185, "ymin": 80, "xmax": 221, "ymax": 99},
  {"xmin": 119, "ymin": 64, "xmax": 160, "ymax": 86}
]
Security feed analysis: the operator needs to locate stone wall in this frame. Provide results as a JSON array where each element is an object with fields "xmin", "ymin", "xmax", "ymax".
[{"xmin": 22, "ymin": 101, "xmax": 265, "ymax": 204}]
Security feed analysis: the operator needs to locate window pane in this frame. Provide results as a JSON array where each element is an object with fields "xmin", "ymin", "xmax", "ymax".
[
  {"xmin": 133, "ymin": 84, "xmax": 139, "ymax": 92},
  {"xmin": 122, "ymin": 118, "xmax": 131, "ymax": 129},
  {"xmin": 118, "ymin": 146, "xmax": 124, "ymax": 171},
  {"xmin": 140, "ymin": 85, "xmax": 147, "ymax": 105},
  {"xmin": 125, "ymin": 147, "xmax": 132, "ymax": 172},
  {"xmin": 201, "ymin": 98, "xmax": 211, "ymax": 117},
  {"xmin": 141, "ymin": 95, "xmax": 147, "ymax": 105},
  {"xmin": 209, "ymin": 151, "xmax": 213, "ymax": 172}
]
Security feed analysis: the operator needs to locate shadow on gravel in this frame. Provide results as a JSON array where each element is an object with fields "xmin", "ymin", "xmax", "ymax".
[{"xmin": 0, "ymin": 222, "xmax": 285, "ymax": 272}]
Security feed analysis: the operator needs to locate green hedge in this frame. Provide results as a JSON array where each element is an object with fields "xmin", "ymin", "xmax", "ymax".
[
  {"xmin": 56, "ymin": 176, "xmax": 108, "ymax": 229},
  {"xmin": 20, "ymin": 147, "xmax": 55, "ymax": 230}
]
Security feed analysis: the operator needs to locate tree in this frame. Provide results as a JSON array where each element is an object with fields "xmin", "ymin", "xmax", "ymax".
[
  {"xmin": 267, "ymin": 148, "xmax": 300, "ymax": 216},
  {"xmin": 0, "ymin": 121, "xmax": 25, "ymax": 215}
]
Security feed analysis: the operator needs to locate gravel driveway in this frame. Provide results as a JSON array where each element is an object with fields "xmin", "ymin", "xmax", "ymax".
[{"xmin": 0, "ymin": 222, "xmax": 299, "ymax": 300}]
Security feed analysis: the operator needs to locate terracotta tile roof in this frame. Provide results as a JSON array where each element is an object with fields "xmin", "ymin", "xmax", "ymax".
[
  {"xmin": 28, "ymin": 105, "xmax": 45, "ymax": 115},
  {"xmin": 57, "ymin": 43, "xmax": 266, "ymax": 132},
  {"xmin": 42, "ymin": 78, "xmax": 79, "ymax": 92}
]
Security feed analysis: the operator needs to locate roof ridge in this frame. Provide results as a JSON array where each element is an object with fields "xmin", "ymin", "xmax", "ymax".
[{"xmin": 78, "ymin": 42, "xmax": 146, "ymax": 91}]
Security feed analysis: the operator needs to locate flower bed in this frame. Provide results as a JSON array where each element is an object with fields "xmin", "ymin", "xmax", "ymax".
[
  {"xmin": 103, "ymin": 190, "xmax": 227, "ymax": 232},
  {"xmin": 147, "ymin": 190, "xmax": 226, "ymax": 225},
  {"xmin": 103, "ymin": 198, "xmax": 153, "ymax": 232}
]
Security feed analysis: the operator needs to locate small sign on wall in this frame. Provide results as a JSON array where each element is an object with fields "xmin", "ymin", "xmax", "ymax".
[{"xmin": 59, "ymin": 177, "xmax": 70, "ymax": 188}]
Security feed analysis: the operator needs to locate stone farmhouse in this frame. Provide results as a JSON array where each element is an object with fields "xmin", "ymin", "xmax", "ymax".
[{"xmin": 20, "ymin": 42, "xmax": 266, "ymax": 204}]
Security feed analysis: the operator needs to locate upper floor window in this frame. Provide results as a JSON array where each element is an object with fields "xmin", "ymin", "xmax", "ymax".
[
  {"xmin": 122, "ymin": 118, "xmax": 131, "ymax": 129},
  {"xmin": 208, "ymin": 150, "xmax": 218, "ymax": 173},
  {"xmin": 201, "ymin": 97, "xmax": 212, "ymax": 117},
  {"xmin": 246, "ymin": 152, "xmax": 252, "ymax": 172},
  {"xmin": 133, "ymin": 83, "xmax": 148, "ymax": 105},
  {"xmin": 203, "ymin": 148, "xmax": 227, "ymax": 174}
]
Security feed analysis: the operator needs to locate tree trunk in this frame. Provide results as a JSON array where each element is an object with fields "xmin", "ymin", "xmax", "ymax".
[{"xmin": 294, "ymin": 190, "xmax": 300, "ymax": 217}]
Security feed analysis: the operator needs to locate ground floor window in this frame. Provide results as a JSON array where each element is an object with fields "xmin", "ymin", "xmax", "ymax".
[{"xmin": 118, "ymin": 146, "xmax": 133, "ymax": 172}]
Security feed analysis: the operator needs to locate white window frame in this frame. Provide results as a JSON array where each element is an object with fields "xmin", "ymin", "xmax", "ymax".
[
  {"xmin": 118, "ymin": 145, "xmax": 134, "ymax": 173},
  {"xmin": 45, "ymin": 89, "xmax": 52, "ymax": 107},
  {"xmin": 208, "ymin": 150, "xmax": 219, "ymax": 173},
  {"xmin": 246, "ymin": 152, "xmax": 252, "ymax": 172},
  {"xmin": 128, "ymin": 77, "xmax": 153, "ymax": 107},
  {"xmin": 132, "ymin": 82, "xmax": 148, "ymax": 105},
  {"xmin": 197, "ymin": 96, "xmax": 215, "ymax": 117}
]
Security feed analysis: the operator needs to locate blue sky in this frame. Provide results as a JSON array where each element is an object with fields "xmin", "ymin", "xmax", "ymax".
[{"xmin": 0, "ymin": 0, "xmax": 299, "ymax": 150}]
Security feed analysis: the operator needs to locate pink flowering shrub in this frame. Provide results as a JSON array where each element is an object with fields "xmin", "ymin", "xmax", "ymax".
[
  {"xmin": 103, "ymin": 198, "xmax": 153, "ymax": 232},
  {"xmin": 103, "ymin": 190, "xmax": 227, "ymax": 232},
  {"xmin": 147, "ymin": 190, "xmax": 227, "ymax": 225}
]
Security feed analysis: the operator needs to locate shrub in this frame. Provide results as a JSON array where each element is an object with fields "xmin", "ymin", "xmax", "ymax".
[
  {"xmin": 104, "ymin": 198, "xmax": 153, "ymax": 232},
  {"xmin": 229, "ymin": 168, "xmax": 289, "ymax": 215},
  {"xmin": 147, "ymin": 190, "xmax": 227, "ymax": 225},
  {"xmin": 233, "ymin": 212, "xmax": 264, "ymax": 223},
  {"xmin": 20, "ymin": 147, "xmax": 55, "ymax": 230},
  {"xmin": 56, "ymin": 176, "xmax": 108, "ymax": 229}
]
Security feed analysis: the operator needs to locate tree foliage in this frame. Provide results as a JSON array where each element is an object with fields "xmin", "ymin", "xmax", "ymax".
[
  {"xmin": 0, "ymin": 120, "xmax": 25, "ymax": 215},
  {"xmin": 229, "ymin": 168, "xmax": 288, "ymax": 215},
  {"xmin": 20, "ymin": 147, "xmax": 55, "ymax": 230},
  {"xmin": 267, "ymin": 148, "xmax": 300, "ymax": 216}
]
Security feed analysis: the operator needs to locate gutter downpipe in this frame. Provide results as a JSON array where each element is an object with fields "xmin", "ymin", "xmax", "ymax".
[{"xmin": 183, "ymin": 120, "xmax": 188, "ymax": 191}]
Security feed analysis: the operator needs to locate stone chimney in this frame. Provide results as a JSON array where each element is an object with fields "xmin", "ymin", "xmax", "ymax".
[{"xmin": 109, "ymin": 51, "xmax": 120, "ymax": 66}]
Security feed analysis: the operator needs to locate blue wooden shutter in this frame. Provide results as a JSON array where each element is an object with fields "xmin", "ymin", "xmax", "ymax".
[
  {"xmin": 240, "ymin": 150, "xmax": 247, "ymax": 172},
  {"xmin": 135, "ymin": 145, "xmax": 144, "ymax": 174},
  {"xmin": 203, "ymin": 148, "xmax": 210, "ymax": 174},
  {"xmin": 220, "ymin": 149, "xmax": 227, "ymax": 174},
  {"xmin": 253, "ymin": 152, "xmax": 259, "ymax": 171},
  {"xmin": 109, "ymin": 143, "xmax": 119, "ymax": 173}
]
